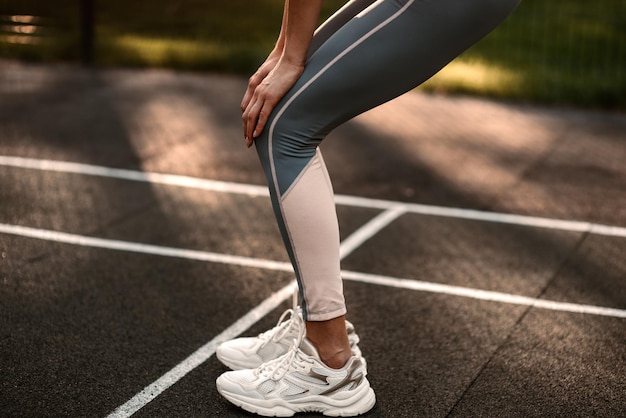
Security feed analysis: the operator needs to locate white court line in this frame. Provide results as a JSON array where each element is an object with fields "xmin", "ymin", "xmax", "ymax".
[
  {"xmin": 106, "ymin": 196, "xmax": 403, "ymax": 416},
  {"xmin": 339, "ymin": 204, "xmax": 408, "ymax": 259},
  {"xmin": 0, "ymin": 155, "xmax": 267, "ymax": 197},
  {"xmin": 2, "ymin": 223, "xmax": 624, "ymax": 320},
  {"xmin": 341, "ymin": 270, "xmax": 626, "ymax": 319},
  {"xmin": 106, "ymin": 194, "xmax": 405, "ymax": 416},
  {"xmin": 107, "ymin": 281, "xmax": 297, "ymax": 418},
  {"xmin": 3, "ymin": 155, "xmax": 626, "ymax": 415},
  {"xmin": 0, "ymin": 223, "xmax": 293, "ymax": 273},
  {"xmin": 2, "ymin": 155, "xmax": 626, "ymax": 238},
  {"xmin": 3, "ymin": 222, "xmax": 626, "ymax": 418}
]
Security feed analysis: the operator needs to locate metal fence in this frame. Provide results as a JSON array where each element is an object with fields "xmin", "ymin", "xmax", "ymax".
[{"xmin": 0, "ymin": 0, "xmax": 624, "ymax": 107}]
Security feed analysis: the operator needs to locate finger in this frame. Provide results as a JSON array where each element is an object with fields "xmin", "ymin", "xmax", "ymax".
[
  {"xmin": 241, "ymin": 85, "xmax": 254, "ymax": 112},
  {"xmin": 242, "ymin": 97, "xmax": 250, "ymax": 137},
  {"xmin": 253, "ymin": 100, "xmax": 276, "ymax": 139},
  {"xmin": 242, "ymin": 97, "xmax": 254, "ymax": 141},
  {"xmin": 241, "ymin": 113, "xmax": 247, "ymax": 142},
  {"xmin": 243, "ymin": 97, "xmax": 262, "ymax": 143},
  {"xmin": 242, "ymin": 102, "xmax": 255, "ymax": 147},
  {"xmin": 241, "ymin": 73, "xmax": 263, "ymax": 112}
]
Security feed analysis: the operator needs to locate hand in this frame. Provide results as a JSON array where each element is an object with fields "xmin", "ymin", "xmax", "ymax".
[
  {"xmin": 242, "ymin": 60, "xmax": 304, "ymax": 147},
  {"xmin": 241, "ymin": 50, "xmax": 281, "ymax": 113}
]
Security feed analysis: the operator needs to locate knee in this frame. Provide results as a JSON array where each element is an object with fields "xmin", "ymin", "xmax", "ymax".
[
  {"xmin": 258, "ymin": 113, "xmax": 319, "ymax": 162},
  {"xmin": 254, "ymin": 113, "xmax": 321, "ymax": 195}
]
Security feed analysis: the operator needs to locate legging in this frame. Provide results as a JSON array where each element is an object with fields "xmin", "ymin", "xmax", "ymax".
[{"xmin": 254, "ymin": 0, "xmax": 520, "ymax": 321}]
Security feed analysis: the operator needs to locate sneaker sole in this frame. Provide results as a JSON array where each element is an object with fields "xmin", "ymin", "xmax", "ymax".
[{"xmin": 216, "ymin": 376, "xmax": 376, "ymax": 417}]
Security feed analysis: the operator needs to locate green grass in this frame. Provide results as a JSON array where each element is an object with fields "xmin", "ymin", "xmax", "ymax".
[
  {"xmin": 427, "ymin": 0, "xmax": 626, "ymax": 108},
  {"xmin": 1, "ymin": 0, "xmax": 625, "ymax": 108}
]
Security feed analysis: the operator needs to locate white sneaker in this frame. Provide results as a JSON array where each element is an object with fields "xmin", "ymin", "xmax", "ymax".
[
  {"xmin": 216, "ymin": 307, "xmax": 362, "ymax": 371},
  {"xmin": 216, "ymin": 332, "xmax": 375, "ymax": 416}
]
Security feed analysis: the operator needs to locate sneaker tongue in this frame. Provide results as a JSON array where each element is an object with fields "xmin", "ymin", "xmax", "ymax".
[{"xmin": 299, "ymin": 338, "xmax": 321, "ymax": 359}]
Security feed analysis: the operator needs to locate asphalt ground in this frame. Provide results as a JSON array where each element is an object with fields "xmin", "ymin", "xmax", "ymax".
[{"xmin": 0, "ymin": 59, "xmax": 625, "ymax": 417}]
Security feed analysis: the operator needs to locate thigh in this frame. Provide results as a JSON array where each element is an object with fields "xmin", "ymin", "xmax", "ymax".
[
  {"xmin": 257, "ymin": 0, "xmax": 520, "ymax": 194},
  {"xmin": 292, "ymin": 0, "xmax": 520, "ymax": 136},
  {"xmin": 308, "ymin": 0, "xmax": 378, "ymax": 58}
]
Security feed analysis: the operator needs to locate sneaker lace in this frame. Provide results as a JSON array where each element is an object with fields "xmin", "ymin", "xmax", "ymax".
[
  {"xmin": 258, "ymin": 287, "xmax": 301, "ymax": 348},
  {"xmin": 256, "ymin": 307, "xmax": 308, "ymax": 381}
]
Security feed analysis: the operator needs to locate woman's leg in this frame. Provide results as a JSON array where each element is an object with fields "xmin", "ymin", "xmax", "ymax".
[
  {"xmin": 216, "ymin": 0, "xmax": 521, "ymax": 415},
  {"xmin": 255, "ymin": 0, "xmax": 520, "ymax": 364},
  {"xmin": 308, "ymin": 0, "xmax": 378, "ymax": 57}
]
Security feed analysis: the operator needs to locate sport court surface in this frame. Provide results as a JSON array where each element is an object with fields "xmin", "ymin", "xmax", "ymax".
[{"xmin": 1, "ymin": 61, "xmax": 625, "ymax": 417}]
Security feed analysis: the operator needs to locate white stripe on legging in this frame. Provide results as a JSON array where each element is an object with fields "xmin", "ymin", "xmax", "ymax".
[
  {"xmin": 264, "ymin": 0, "xmax": 416, "ymax": 320},
  {"xmin": 266, "ymin": 0, "xmax": 416, "ymax": 198}
]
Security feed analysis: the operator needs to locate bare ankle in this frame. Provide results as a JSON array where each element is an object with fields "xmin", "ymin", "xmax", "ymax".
[
  {"xmin": 305, "ymin": 316, "xmax": 352, "ymax": 369},
  {"xmin": 318, "ymin": 346, "xmax": 351, "ymax": 369}
]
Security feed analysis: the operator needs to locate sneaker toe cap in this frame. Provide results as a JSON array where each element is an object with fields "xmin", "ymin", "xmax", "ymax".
[
  {"xmin": 216, "ymin": 370, "xmax": 266, "ymax": 400},
  {"xmin": 216, "ymin": 339, "xmax": 264, "ymax": 369}
]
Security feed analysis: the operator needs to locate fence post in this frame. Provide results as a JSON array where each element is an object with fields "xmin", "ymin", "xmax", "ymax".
[{"xmin": 80, "ymin": 0, "xmax": 94, "ymax": 65}]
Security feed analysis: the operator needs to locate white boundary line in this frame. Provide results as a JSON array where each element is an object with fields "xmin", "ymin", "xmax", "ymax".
[
  {"xmin": 107, "ymin": 281, "xmax": 297, "ymax": 418},
  {"xmin": 2, "ymin": 155, "xmax": 626, "ymax": 238},
  {"xmin": 106, "ymin": 190, "xmax": 409, "ymax": 416},
  {"xmin": 2, "ymin": 223, "xmax": 624, "ymax": 320},
  {"xmin": 0, "ymin": 223, "xmax": 293, "ymax": 273},
  {"xmin": 0, "ymin": 155, "xmax": 268, "ymax": 197},
  {"xmin": 339, "ymin": 204, "xmax": 408, "ymax": 259},
  {"xmin": 3, "ymin": 155, "xmax": 626, "ymax": 416},
  {"xmin": 4, "ymin": 221, "xmax": 626, "ymax": 418},
  {"xmin": 341, "ymin": 270, "xmax": 626, "ymax": 319},
  {"xmin": 106, "ymin": 195, "xmax": 405, "ymax": 416}
]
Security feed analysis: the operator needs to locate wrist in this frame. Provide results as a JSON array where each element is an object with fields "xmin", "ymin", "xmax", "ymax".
[
  {"xmin": 277, "ymin": 59, "xmax": 306, "ymax": 75},
  {"xmin": 280, "ymin": 51, "xmax": 307, "ymax": 68},
  {"xmin": 269, "ymin": 42, "xmax": 284, "ymax": 59}
]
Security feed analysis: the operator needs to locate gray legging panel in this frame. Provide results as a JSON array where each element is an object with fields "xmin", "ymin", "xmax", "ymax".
[{"xmin": 254, "ymin": 0, "xmax": 520, "ymax": 321}]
